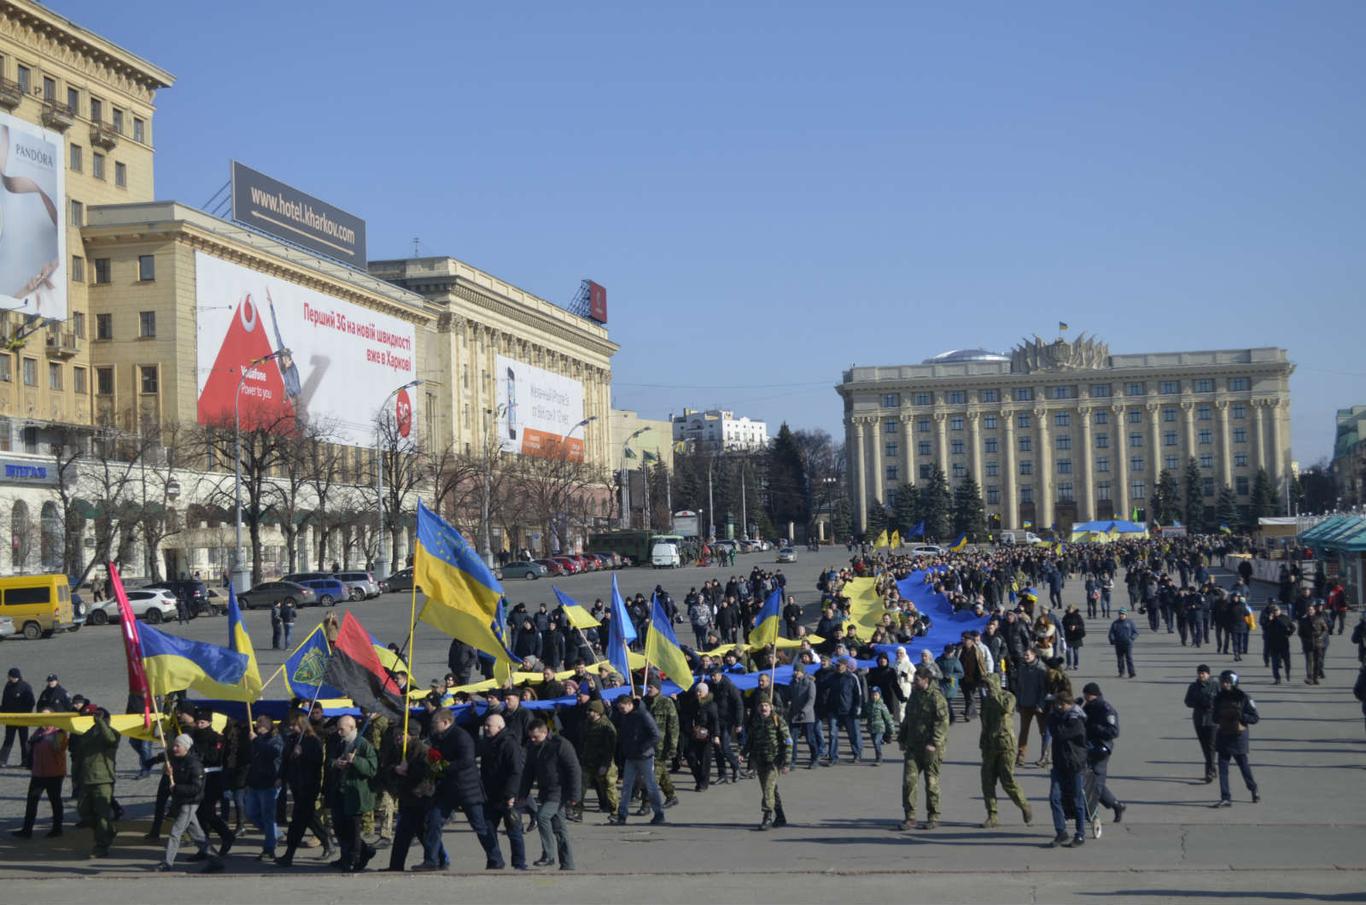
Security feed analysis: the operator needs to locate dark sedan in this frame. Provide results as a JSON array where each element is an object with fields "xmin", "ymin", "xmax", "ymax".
[
  {"xmin": 501, "ymin": 561, "xmax": 548, "ymax": 581},
  {"xmin": 238, "ymin": 580, "xmax": 315, "ymax": 610}
]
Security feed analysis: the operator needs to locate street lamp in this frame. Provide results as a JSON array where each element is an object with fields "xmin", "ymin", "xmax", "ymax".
[
  {"xmin": 234, "ymin": 349, "xmax": 285, "ymax": 592},
  {"xmin": 619, "ymin": 425, "xmax": 652, "ymax": 529},
  {"xmin": 375, "ymin": 378, "xmax": 422, "ymax": 582},
  {"xmin": 481, "ymin": 404, "xmax": 507, "ymax": 568}
]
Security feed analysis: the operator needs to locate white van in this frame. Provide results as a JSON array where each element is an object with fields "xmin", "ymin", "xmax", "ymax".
[
  {"xmin": 998, "ymin": 530, "xmax": 1044, "ymax": 546},
  {"xmin": 651, "ymin": 542, "xmax": 682, "ymax": 569}
]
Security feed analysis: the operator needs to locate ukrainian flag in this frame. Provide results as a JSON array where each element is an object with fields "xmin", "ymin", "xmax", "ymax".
[
  {"xmin": 553, "ymin": 586, "xmax": 600, "ymax": 629},
  {"xmin": 949, "ymin": 532, "xmax": 968, "ymax": 551},
  {"xmin": 415, "ymin": 500, "xmax": 501, "ymax": 620},
  {"xmin": 221, "ymin": 587, "xmax": 263, "ymax": 702},
  {"xmin": 645, "ymin": 593, "xmax": 694, "ymax": 691},
  {"xmin": 140, "ymin": 624, "xmax": 249, "ymax": 699},
  {"xmin": 606, "ymin": 573, "xmax": 636, "ymax": 679},
  {"xmin": 750, "ymin": 586, "xmax": 783, "ymax": 648}
]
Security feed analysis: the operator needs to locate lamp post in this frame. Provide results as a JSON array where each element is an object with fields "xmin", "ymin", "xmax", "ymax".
[
  {"xmin": 376, "ymin": 378, "xmax": 422, "ymax": 582},
  {"xmin": 560, "ymin": 416, "xmax": 596, "ymax": 551},
  {"xmin": 234, "ymin": 350, "xmax": 284, "ymax": 592},
  {"xmin": 481, "ymin": 404, "xmax": 507, "ymax": 568},
  {"xmin": 619, "ymin": 426, "xmax": 652, "ymax": 529}
]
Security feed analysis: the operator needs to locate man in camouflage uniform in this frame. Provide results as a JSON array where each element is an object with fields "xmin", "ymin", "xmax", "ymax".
[
  {"xmin": 579, "ymin": 700, "xmax": 619, "ymax": 818},
  {"xmin": 897, "ymin": 666, "xmax": 949, "ymax": 831},
  {"xmin": 743, "ymin": 699, "xmax": 790, "ymax": 830},
  {"xmin": 641, "ymin": 680, "xmax": 680, "ymax": 812},
  {"xmin": 979, "ymin": 673, "xmax": 1033, "ymax": 827},
  {"xmin": 71, "ymin": 708, "xmax": 121, "ymax": 857}
]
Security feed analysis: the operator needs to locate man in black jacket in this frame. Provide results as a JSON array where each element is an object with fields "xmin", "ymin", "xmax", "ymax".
[
  {"xmin": 155, "ymin": 734, "xmax": 224, "ymax": 872},
  {"xmin": 609, "ymin": 696, "xmax": 666, "ymax": 826},
  {"xmin": 1081, "ymin": 683, "xmax": 1125, "ymax": 825},
  {"xmin": 35, "ymin": 675, "xmax": 71, "ymax": 713},
  {"xmin": 1046, "ymin": 687, "xmax": 1088, "ymax": 848},
  {"xmin": 480, "ymin": 713, "xmax": 526, "ymax": 870},
  {"xmin": 1211, "ymin": 670, "xmax": 1260, "ymax": 808},
  {"xmin": 1262, "ymin": 604, "xmax": 1295, "ymax": 684},
  {"xmin": 424, "ymin": 708, "xmax": 499, "ymax": 871},
  {"xmin": 191, "ymin": 709, "xmax": 236, "ymax": 859},
  {"xmin": 706, "ymin": 668, "xmax": 744, "ymax": 784},
  {"xmin": 518, "ymin": 719, "xmax": 581, "ymax": 870},
  {"xmin": 447, "ymin": 638, "xmax": 478, "ymax": 687},
  {"xmin": 1, "ymin": 668, "xmax": 35, "ymax": 768},
  {"xmin": 1184, "ymin": 664, "xmax": 1220, "ymax": 782}
]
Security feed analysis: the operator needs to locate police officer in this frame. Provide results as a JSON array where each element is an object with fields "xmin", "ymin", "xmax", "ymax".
[
  {"xmin": 1080, "ymin": 683, "xmax": 1125, "ymax": 824},
  {"xmin": 897, "ymin": 666, "xmax": 949, "ymax": 831},
  {"xmin": 1211, "ymin": 670, "xmax": 1260, "ymax": 807},
  {"xmin": 1184, "ymin": 664, "xmax": 1219, "ymax": 783},
  {"xmin": 978, "ymin": 674, "xmax": 1032, "ymax": 828}
]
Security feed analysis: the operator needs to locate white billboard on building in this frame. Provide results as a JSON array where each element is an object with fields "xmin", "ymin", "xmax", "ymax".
[
  {"xmin": 194, "ymin": 251, "xmax": 417, "ymax": 446},
  {"xmin": 495, "ymin": 355, "xmax": 585, "ymax": 461},
  {"xmin": 0, "ymin": 111, "xmax": 66, "ymax": 321}
]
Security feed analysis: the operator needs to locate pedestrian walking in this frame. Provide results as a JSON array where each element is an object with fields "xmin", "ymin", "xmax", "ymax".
[
  {"xmin": 1080, "ymin": 683, "xmax": 1126, "ymax": 825},
  {"xmin": 519, "ymin": 719, "xmax": 581, "ymax": 870},
  {"xmin": 1046, "ymin": 684, "xmax": 1088, "ymax": 848},
  {"xmin": 1211, "ymin": 670, "xmax": 1260, "ymax": 807},
  {"xmin": 743, "ymin": 699, "xmax": 790, "ymax": 830},
  {"xmin": 10, "ymin": 712, "xmax": 66, "ymax": 838},
  {"xmin": 977, "ymin": 675, "xmax": 1032, "ymax": 828},
  {"xmin": 609, "ymin": 695, "xmax": 666, "ymax": 826},
  {"xmin": 153, "ymin": 733, "xmax": 225, "ymax": 872},
  {"xmin": 897, "ymin": 666, "xmax": 949, "ymax": 831},
  {"xmin": 1108, "ymin": 610, "xmax": 1138, "ymax": 678}
]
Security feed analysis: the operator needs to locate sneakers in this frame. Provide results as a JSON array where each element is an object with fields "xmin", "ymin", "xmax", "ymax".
[
  {"xmin": 606, "ymin": 814, "xmax": 625, "ymax": 826},
  {"xmin": 154, "ymin": 862, "xmax": 173, "ymax": 873},
  {"xmin": 663, "ymin": 796, "xmax": 679, "ymax": 808},
  {"xmin": 1211, "ymin": 799, "xmax": 1232, "ymax": 809}
]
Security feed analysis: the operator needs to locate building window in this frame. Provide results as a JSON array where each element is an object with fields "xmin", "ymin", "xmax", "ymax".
[
  {"xmin": 1094, "ymin": 410, "xmax": 1109, "ymax": 425},
  {"xmin": 1198, "ymin": 429, "xmax": 1212, "ymax": 445},
  {"xmin": 947, "ymin": 390, "xmax": 967, "ymax": 405},
  {"xmin": 1090, "ymin": 383, "xmax": 1112, "ymax": 398},
  {"xmin": 66, "ymin": 86, "xmax": 79, "ymax": 111},
  {"xmin": 48, "ymin": 362, "xmax": 61, "ymax": 390},
  {"xmin": 1194, "ymin": 378, "xmax": 1215, "ymax": 393},
  {"xmin": 1232, "ymin": 403, "xmax": 1246, "ymax": 419},
  {"xmin": 139, "ymin": 311, "xmax": 156, "ymax": 338},
  {"xmin": 1019, "ymin": 436, "xmax": 1032, "ymax": 452},
  {"xmin": 96, "ymin": 313, "xmax": 113, "ymax": 340},
  {"xmin": 948, "ymin": 439, "xmax": 963, "ymax": 455},
  {"xmin": 1236, "ymin": 476, "xmax": 1250, "ymax": 495},
  {"xmin": 92, "ymin": 151, "xmax": 105, "ymax": 180},
  {"xmin": 1229, "ymin": 377, "xmax": 1250, "ymax": 391},
  {"xmin": 21, "ymin": 357, "xmax": 36, "ymax": 386},
  {"xmin": 1014, "ymin": 387, "xmax": 1034, "ymax": 402},
  {"xmin": 917, "ymin": 418, "xmax": 930, "ymax": 433},
  {"xmin": 885, "ymin": 442, "xmax": 898, "ymax": 458},
  {"xmin": 986, "ymin": 461, "xmax": 999, "ymax": 478},
  {"xmin": 1054, "ymin": 412, "xmax": 1070, "ymax": 427},
  {"xmin": 16, "ymin": 63, "xmax": 29, "ymax": 92},
  {"xmin": 1163, "ymin": 431, "xmax": 1177, "ymax": 447},
  {"xmin": 69, "ymin": 144, "xmax": 82, "ymax": 172},
  {"xmin": 1129, "ymin": 432, "xmax": 1143, "ymax": 448},
  {"xmin": 983, "ymin": 415, "xmax": 998, "ymax": 430},
  {"xmin": 981, "ymin": 389, "xmax": 1000, "ymax": 403},
  {"xmin": 986, "ymin": 486, "xmax": 1001, "ymax": 505},
  {"xmin": 949, "ymin": 416, "xmax": 963, "ymax": 431},
  {"xmin": 1127, "ymin": 410, "xmax": 1142, "ymax": 424},
  {"xmin": 140, "ymin": 366, "xmax": 158, "ymax": 394},
  {"xmin": 1097, "ymin": 481, "xmax": 1112, "ymax": 501},
  {"xmin": 1165, "ymin": 455, "xmax": 1179, "ymax": 471},
  {"xmin": 1057, "ymin": 459, "xmax": 1072, "ymax": 475},
  {"xmin": 1197, "ymin": 405, "xmax": 1212, "ymax": 421},
  {"xmin": 1130, "ymin": 456, "xmax": 1145, "ymax": 473},
  {"xmin": 1057, "ymin": 482, "xmax": 1074, "ymax": 502},
  {"xmin": 914, "ymin": 392, "xmax": 932, "ymax": 406},
  {"xmin": 1163, "ymin": 407, "xmax": 1177, "ymax": 423},
  {"xmin": 951, "ymin": 463, "xmax": 966, "ymax": 479},
  {"xmin": 0, "ymin": 355, "xmax": 10, "ymax": 382},
  {"xmin": 1052, "ymin": 385, "xmax": 1074, "ymax": 400},
  {"xmin": 884, "ymin": 417, "xmax": 897, "ymax": 434},
  {"xmin": 1233, "ymin": 428, "xmax": 1247, "ymax": 443},
  {"xmin": 1095, "ymin": 433, "xmax": 1109, "ymax": 449},
  {"xmin": 73, "ymin": 367, "xmax": 87, "ymax": 394},
  {"xmin": 1234, "ymin": 453, "xmax": 1248, "ymax": 467},
  {"xmin": 1160, "ymin": 380, "xmax": 1180, "ymax": 394},
  {"xmin": 1056, "ymin": 435, "xmax": 1072, "ymax": 450},
  {"xmin": 885, "ymin": 465, "xmax": 898, "ymax": 481},
  {"xmin": 95, "ymin": 367, "xmax": 114, "ymax": 395},
  {"xmin": 918, "ymin": 441, "xmax": 931, "ymax": 456},
  {"xmin": 1019, "ymin": 460, "xmax": 1033, "ymax": 476},
  {"xmin": 72, "ymin": 312, "xmax": 85, "ymax": 338},
  {"xmin": 1130, "ymin": 480, "xmax": 1147, "ymax": 501},
  {"xmin": 89, "ymin": 96, "xmax": 102, "ymax": 122},
  {"xmin": 1202, "ymin": 477, "xmax": 1215, "ymax": 497},
  {"xmin": 1199, "ymin": 454, "xmax": 1213, "ymax": 469},
  {"xmin": 71, "ymin": 256, "xmax": 85, "ymax": 283},
  {"xmin": 94, "ymin": 258, "xmax": 111, "ymax": 284},
  {"xmin": 882, "ymin": 393, "xmax": 900, "ymax": 408},
  {"xmin": 984, "ymin": 438, "xmax": 999, "ymax": 454},
  {"xmin": 133, "ymin": 117, "xmax": 145, "ymax": 143},
  {"xmin": 112, "ymin": 108, "xmax": 124, "ymax": 133},
  {"xmin": 1017, "ymin": 413, "xmax": 1031, "ymax": 429},
  {"xmin": 1019, "ymin": 487, "xmax": 1033, "ymax": 503},
  {"xmin": 1126, "ymin": 382, "xmax": 1145, "ymax": 396},
  {"xmin": 115, "ymin": 162, "xmax": 127, "ymax": 188},
  {"xmin": 1096, "ymin": 456, "xmax": 1109, "ymax": 473},
  {"xmin": 69, "ymin": 199, "xmax": 83, "ymax": 226},
  {"xmin": 919, "ymin": 464, "xmax": 933, "ymax": 480}
]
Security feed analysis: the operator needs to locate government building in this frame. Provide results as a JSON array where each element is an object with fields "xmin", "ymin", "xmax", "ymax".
[{"xmin": 838, "ymin": 332, "xmax": 1293, "ymax": 535}]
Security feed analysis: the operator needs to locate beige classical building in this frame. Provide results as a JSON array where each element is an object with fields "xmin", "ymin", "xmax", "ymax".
[{"xmin": 838, "ymin": 333, "xmax": 1293, "ymax": 534}]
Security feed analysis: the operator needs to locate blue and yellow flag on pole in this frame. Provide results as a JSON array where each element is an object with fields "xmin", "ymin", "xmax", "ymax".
[
  {"xmin": 750, "ymin": 586, "xmax": 783, "ymax": 649},
  {"xmin": 284, "ymin": 624, "xmax": 342, "ymax": 699},
  {"xmin": 224, "ymin": 586, "xmax": 262, "ymax": 701},
  {"xmin": 948, "ymin": 532, "xmax": 968, "ymax": 552},
  {"xmin": 645, "ymin": 593, "xmax": 694, "ymax": 692},
  {"xmin": 140, "ymin": 624, "xmax": 249, "ymax": 699},
  {"xmin": 606, "ymin": 573, "xmax": 636, "ymax": 679}
]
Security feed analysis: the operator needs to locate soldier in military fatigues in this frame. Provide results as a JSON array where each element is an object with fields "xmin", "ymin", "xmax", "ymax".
[
  {"xmin": 978, "ymin": 673, "xmax": 1033, "ymax": 827},
  {"xmin": 642, "ymin": 681, "xmax": 681, "ymax": 812},
  {"xmin": 742, "ymin": 699, "xmax": 790, "ymax": 830},
  {"xmin": 579, "ymin": 701, "xmax": 619, "ymax": 818},
  {"xmin": 897, "ymin": 666, "xmax": 949, "ymax": 830}
]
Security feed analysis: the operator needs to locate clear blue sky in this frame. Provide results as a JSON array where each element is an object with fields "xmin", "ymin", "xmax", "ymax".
[{"xmin": 61, "ymin": 1, "xmax": 1366, "ymax": 463}]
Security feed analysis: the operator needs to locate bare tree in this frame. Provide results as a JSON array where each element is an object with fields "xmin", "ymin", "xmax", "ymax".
[
  {"xmin": 132, "ymin": 421, "xmax": 190, "ymax": 582},
  {"xmin": 511, "ymin": 451, "xmax": 606, "ymax": 555},
  {"xmin": 373, "ymin": 411, "xmax": 424, "ymax": 573},
  {"xmin": 304, "ymin": 432, "xmax": 347, "ymax": 569}
]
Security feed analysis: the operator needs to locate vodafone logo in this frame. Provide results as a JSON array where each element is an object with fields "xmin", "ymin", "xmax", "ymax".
[
  {"xmin": 395, "ymin": 388, "xmax": 412, "ymax": 438},
  {"xmin": 239, "ymin": 293, "xmax": 258, "ymax": 332}
]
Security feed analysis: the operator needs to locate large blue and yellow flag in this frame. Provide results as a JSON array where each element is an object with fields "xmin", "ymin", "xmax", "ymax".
[
  {"xmin": 606, "ymin": 573, "xmax": 636, "ymax": 679},
  {"xmin": 645, "ymin": 593, "xmax": 694, "ymax": 692},
  {"xmin": 284, "ymin": 624, "xmax": 342, "ymax": 699},
  {"xmin": 553, "ymin": 586, "xmax": 600, "ymax": 629},
  {"xmin": 223, "ymin": 587, "xmax": 262, "ymax": 702},
  {"xmin": 948, "ymin": 532, "xmax": 968, "ymax": 552},
  {"xmin": 140, "ymin": 624, "xmax": 249, "ymax": 699},
  {"xmin": 416, "ymin": 502, "xmax": 518, "ymax": 682},
  {"xmin": 750, "ymin": 586, "xmax": 783, "ymax": 649}
]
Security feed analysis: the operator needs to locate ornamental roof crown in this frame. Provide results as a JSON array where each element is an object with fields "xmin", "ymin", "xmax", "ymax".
[{"xmin": 1010, "ymin": 333, "xmax": 1109, "ymax": 374}]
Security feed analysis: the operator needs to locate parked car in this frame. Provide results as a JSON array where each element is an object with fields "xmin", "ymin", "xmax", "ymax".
[
  {"xmin": 239, "ymin": 581, "xmax": 316, "ymax": 610},
  {"xmin": 386, "ymin": 568, "xmax": 415, "ymax": 593},
  {"xmin": 502, "ymin": 561, "xmax": 548, "ymax": 581},
  {"xmin": 535, "ymin": 559, "xmax": 565, "ymax": 577},
  {"xmin": 910, "ymin": 544, "xmax": 946, "ymax": 556},
  {"xmin": 336, "ymin": 571, "xmax": 382, "ymax": 600},
  {"xmin": 87, "ymin": 588, "xmax": 180, "ymax": 625},
  {"xmin": 0, "ymin": 574, "xmax": 79, "ymax": 639},
  {"xmin": 551, "ymin": 556, "xmax": 581, "ymax": 575},
  {"xmin": 777, "ymin": 546, "xmax": 797, "ymax": 563},
  {"xmin": 589, "ymin": 552, "xmax": 618, "ymax": 570},
  {"xmin": 145, "ymin": 579, "xmax": 215, "ymax": 618},
  {"xmin": 0, "ymin": 615, "xmax": 15, "ymax": 640},
  {"xmin": 298, "ymin": 578, "xmax": 346, "ymax": 606},
  {"xmin": 651, "ymin": 542, "xmax": 682, "ymax": 569}
]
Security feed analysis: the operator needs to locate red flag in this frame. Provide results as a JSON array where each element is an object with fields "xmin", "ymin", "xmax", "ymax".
[
  {"xmin": 322, "ymin": 612, "xmax": 406, "ymax": 718},
  {"xmin": 108, "ymin": 563, "xmax": 152, "ymax": 728}
]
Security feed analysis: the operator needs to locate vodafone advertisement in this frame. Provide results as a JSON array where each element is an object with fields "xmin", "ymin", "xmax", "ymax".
[
  {"xmin": 195, "ymin": 251, "xmax": 417, "ymax": 446},
  {"xmin": 0, "ymin": 112, "xmax": 65, "ymax": 320},
  {"xmin": 495, "ymin": 355, "xmax": 585, "ymax": 461}
]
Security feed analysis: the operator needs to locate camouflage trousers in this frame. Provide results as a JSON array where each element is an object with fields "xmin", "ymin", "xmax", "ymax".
[
  {"xmin": 901, "ymin": 751, "xmax": 941, "ymax": 820},
  {"xmin": 981, "ymin": 748, "xmax": 1029, "ymax": 816}
]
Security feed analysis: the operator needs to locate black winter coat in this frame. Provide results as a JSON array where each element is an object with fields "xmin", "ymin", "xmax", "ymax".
[
  {"xmin": 519, "ymin": 734, "xmax": 581, "ymax": 804},
  {"xmin": 1184, "ymin": 678, "xmax": 1219, "ymax": 728},
  {"xmin": 430, "ymin": 724, "xmax": 484, "ymax": 807},
  {"xmin": 614, "ymin": 706, "xmax": 661, "ymax": 760},
  {"xmin": 1, "ymin": 679, "xmax": 34, "ymax": 712},
  {"xmin": 480, "ymin": 729, "xmax": 524, "ymax": 804},
  {"xmin": 1047, "ymin": 704, "xmax": 1088, "ymax": 773},
  {"xmin": 710, "ymin": 677, "xmax": 744, "ymax": 730}
]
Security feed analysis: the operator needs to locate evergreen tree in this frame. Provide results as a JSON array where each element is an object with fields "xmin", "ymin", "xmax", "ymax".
[
  {"xmin": 951, "ymin": 476, "xmax": 987, "ymax": 539},
  {"xmin": 919, "ymin": 466, "xmax": 952, "ymax": 541},
  {"xmin": 892, "ymin": 483, "xmax": 920, "ymax": 538},
  {"xmin": 865, "ymin": 500, "xmax": 889, "ymax": 539},
  {"xmin": 1182, "ymin": 457, "xmax": 1204, "ymax": 529},
  {"xmin": 831, "ymin": 498, "xmax": 852, "ymax": 543},
  {"xmin": 1248, "ymin": 468, "xmax": 1276, "ymax": 528},
  {"xmin": 765, "ymin": 424, "xmax": 809, "ymax": 529},
  {"xmin": 1151, "ymin": 468, "xmax": 1180, "ymax": 525},
  {"xmin": 1215, "ymin": 484, "xmax": 1238, "ymax": 531}
]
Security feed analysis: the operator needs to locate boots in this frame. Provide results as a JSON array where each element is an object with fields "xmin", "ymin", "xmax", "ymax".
[
  {"xmin": 1021, "ymin": 802, "xmax": 1033, "ymax": 825},
  {"xmin": 758, "ymin": 811, "xmax": 772, "ymax": 831},
  {"xmin": 773, "ymin": 794, "xmax": 787, "ymax": 827},
  {"xmin": 982, "ymin": 813, "xmax": 999, "ymax": 828}
]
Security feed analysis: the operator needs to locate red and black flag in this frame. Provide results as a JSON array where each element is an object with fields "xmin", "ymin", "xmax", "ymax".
[{"xmin": 322, "ymin": 612, "xmax": 406, "ymax": 718}]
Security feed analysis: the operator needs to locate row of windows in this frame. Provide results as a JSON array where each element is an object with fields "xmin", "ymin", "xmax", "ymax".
[
  {"xmin": 891, "ymin": 425, "xmax": 1251, "ymax": 461},
  {"xmin": 72, "ymin": 254, "xmax": 156, "ymax": 286},
  {"xmin": 887, "ymin": 448, "xmax": 1257, "ymax": 485},
  {"xmin": 880, "ymin": 377, "xmax": 1254, "ymax": 410},
  {"xmin": 890, "ymin": 475, "xmax": 1257, "ymax": 502},
  {"xmin": 69, "ymin": 144, "xmax": 129, "ymax": 186},
  {"xmin": 886, "ymin": 403, "xmax": 1253, "ymax": 438},
  {"xmin": 0, "ymin": 356, "xmax": 88, "ymax": 393},
  {"xmin": 0, "ymin": 54, "xmax": 147, "ymax": 141}
]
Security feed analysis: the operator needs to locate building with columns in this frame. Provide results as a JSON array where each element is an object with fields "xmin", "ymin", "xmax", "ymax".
[{"xmin": 838, "ymin": 334, "xmax": 1293, "ymax": 535}]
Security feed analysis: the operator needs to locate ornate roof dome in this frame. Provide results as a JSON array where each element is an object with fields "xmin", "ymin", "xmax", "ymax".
[{"xmin": 922, "ymin": 348, "xmax": 1009, "ymax": 364}]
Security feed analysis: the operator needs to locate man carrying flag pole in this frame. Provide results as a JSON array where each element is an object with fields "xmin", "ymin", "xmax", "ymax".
[{"xmin": 607, "ymin": 574, "xmax": 638, "ymax": 694}]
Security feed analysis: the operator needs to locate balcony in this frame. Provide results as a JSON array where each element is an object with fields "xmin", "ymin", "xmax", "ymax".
[
  {"xmin": 0, "ymin": 79, "xmax": 22, "ymax": 110},
  {"xmin": 89, "ymin": 120, "xmax": 119, "ymax": 149},
  {"xmin": 45, "ymin": 331, "xmax": 78, "ymax": 359},
  {"xmin": 40, "ymin": 98, "xmax": 75, "ymax": 132}
]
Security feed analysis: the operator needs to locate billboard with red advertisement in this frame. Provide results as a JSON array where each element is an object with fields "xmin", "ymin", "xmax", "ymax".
[
  {"xmin": 587, "ymin": 280, "xmax": 607, "ymax": 323},
  {"xmin": 195, "ymin": 251, "xmax": 417, "ymax": 446}
]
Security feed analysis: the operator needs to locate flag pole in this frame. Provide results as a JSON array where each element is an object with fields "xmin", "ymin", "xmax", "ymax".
[
  {"xmin": 400, "ymin": 545, "xmax": 421, "ymax": 759},
  {"xmin": 258, "ymin": 661, "xmax": 287, "ymax": 694},
  {"xmin": 153, "ymin": 695, "xmax": 175, "ymax": 789}
]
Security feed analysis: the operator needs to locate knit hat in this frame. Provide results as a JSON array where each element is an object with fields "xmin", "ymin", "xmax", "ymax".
[
  {"xmin": 587, "ymin": 700, "xmax": 605, "ymax": 715},
  {"xmin": 1082, "ymin": 682, "xmax": 1101, "ymax": 696},
  {"xmin": 6, "ymin": 668, "xmax": 19, "ymax": 678},
  {"xmin": 173, "ymin": 733, "xmax": 193, "ymax": 751}
]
